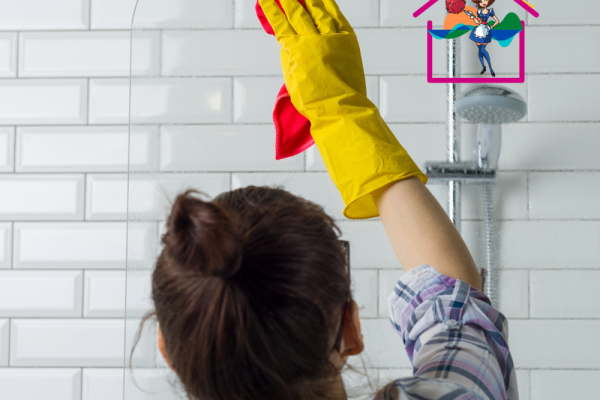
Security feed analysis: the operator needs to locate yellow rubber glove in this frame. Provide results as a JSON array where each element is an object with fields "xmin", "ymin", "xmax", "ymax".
[{"xmin": 259, "ymin": 0, "xmax": 428, "ymax": 219}]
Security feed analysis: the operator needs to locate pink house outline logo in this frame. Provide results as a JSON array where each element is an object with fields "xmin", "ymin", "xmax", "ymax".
[{"xmin": 414, "ymin": 0, "xmax": 539, "ymax": 83}]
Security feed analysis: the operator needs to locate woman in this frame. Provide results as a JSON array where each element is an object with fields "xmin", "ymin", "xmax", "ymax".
[
  {"xmin": 467, "ymin": 0, "xmax": 500, "ymax": 76},
  {"xmin": 133, "ymin": 0, "xmax": 518, "ymax": 399}
]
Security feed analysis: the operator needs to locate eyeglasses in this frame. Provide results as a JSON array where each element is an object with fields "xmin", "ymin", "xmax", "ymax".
[{"xmin": 332, "ymin": 240, "xmax": 350, "ymax": 353}]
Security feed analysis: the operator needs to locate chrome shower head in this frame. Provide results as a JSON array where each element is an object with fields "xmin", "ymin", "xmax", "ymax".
[{"xmin": 455, "ymin": 85, "xmax": 527, "ymax": 124}]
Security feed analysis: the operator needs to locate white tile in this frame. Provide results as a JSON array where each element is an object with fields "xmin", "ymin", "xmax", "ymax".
[
  {"xmin": 161, "ymin": 125, "xmax": 304, "ymax": 172},
  {"xmin": 89, "ymin": 78, "xmax": 130, "ymax": 124},
  {"xmin": 0, "ymin": 368, "xmax": 81, "ymax": 400},
  {"xmin": 123, "ymin": 368, "xmax": 187, "ymax": 399},
  {"xmin": 529, "ymin": 0, "xmax": 594, "ymax": 25},
  {"xmin": 497, "ymin": 270, "xmax": 528, "ymax": 319},
  {"xmin": 380, "ymin": 76, "xmax": 446, "ymax": 122},
  {"xmin": 124, "ymin": 269, "xmax": 154, "ymax": 318},
  {"xmin": 86, "ymin": 174, "xmax": 127, "ymax": 220},
  {"xmin": 356, "ymin": 29, "xmax": 446, "ymax": 75},
  {"xmin": 14, "ymin": 222, "xmax": 126, "ymax": 269},
  {"xmin": 516, "ymin": 370, "xmax": 530, "ymax": 400},
  {"xmin": 0, "ymin": 32, "xmax": 17, "ymax": 77},
  {"xmin": 378, "ymin": 368, "xmax": 414, "ymax": 383},
  {"xmin": 336, "ymin": 0, "xmax": 379, "ymax": 27},
  {"xmin": 162, "ymin": 30, "xmax": 281, "ymax": 76},
  {"xmin": 132, "ymin": 0, "xmax": 232, "ymax": 29},
  {"xmin": 499, "ymin": 123, "xmax": 600, "ymax": 170},
  {"xmin": 0, "ymin": 271, "xmax": 82, "ymax": 317},
  {"xmin": 357, "ymin": 319, "xmax": 411, "ymax": 369},
  {"xmin": 16, "ymin": 126, "xmax": 129, "ymax": 172},
  {"xmin": 529, "ymin": 172, "xmax": 600, "ymax": 219},
  {"xmin": 130, "ymin": 30, "xmax": 161, "ymax": 76},
  {"xmin": 460, "ymin": 221, "xmax": 484, "ymax": 268},
  {"xmin": 0, "ymin": 0, "xmax": 89, "ymax": 30},
  {"xmin": 0, "ymin": 126, "xmax": 14, "ymax": 172},
  {"xmin": 352, "ymin": 270, "xmax": 378, "ymax": 318},
  {"xmin": 84, "ymin": 270, "xmax": 125, "ymax": 318},
  {"xmin": 529, "ymin": 75, "xmax": 600, "ymax": 122},
  {"xmin": 381, "ymin": 0, "xmax": 451, "ymax": 27},
  {"xmin": 305, "ymin": 123, "xmax": 447, "ymax": 174},
  {"xmin": 10, "ymin": 319, "xmax": 125, "ymax": 367},
  {"xmin": 0, "ymin": 319, "xmax": 7, "ymax": 365},
  {"xmin": 129, "ymin": 126, "xmax": 160, "ymax": 172},
  {"xmin": 510, "ymin": 320, "xmax": 600, "ymax": 368},
  {"xmin": 127, "ymin": 173, "xmax": 231, "ymax": 220},
  {"xmin": 91, "ymin": 0, "xmax": 137, "ymax": 29},
  {"xmin": 0, "ymin": 79, "xmax": 87, "ymax": 124},
  {"xmin": 232, "ymin": 172, "xmax": 346, "ymax": 218},
  {"xmin": 499, "ymin": 221, "xmax": 600, "ymax": 269},
  {"xmin": 461, "ymin": 172, "xmax": 528, "ymax": 220},
  {"xmin": 83, "ymin": 369, "xmax": 124, "ymax": 400},
  {"xmin": 233, "ymin": 77, "xmax": 284, "ymax": 123},
  {"xmin": 531, "ymin": 370, "xmax": 600, "ymax": 400},
  {"xmin": 528, "ymin": 27, "xmax": 600, "ymax": 73},
  {"xmin": 379, "ymin": 269, "xmax": 404, "ymax": 318},
  {"xmin": 19, "ymin": 31, "xmax": 130, "ymax": 77},
  {"xmin": 130, "ymin": 78, "xmax": 232, "ymax": 124},
  {"xmin": 389, "ymin": 123, "xmax": 449, "ymax": 172},
  {"xmin": 338, "ymin": 221, "xmax": 401, "ymax": 269},
  {"xmin": 365, "ymin": 76, "xmax": 379, "ymax": 108},
  {"xmin": 0, "ymin": 174, "xmax": 84, "ymax": 220},
  {"xmin": 0, "ymin": 223, "xmax": 10, "ymax": 269},
  {"xmin": 530, "ymin": 271, "xmax": 600, "ymax": 319},
  {"xmin": 234, "ymin": 0, "xmax": 263, "ymax": 28},
  {"xmin": 125, "ymin": 318, "xmax": 158, "ymax": 367}
]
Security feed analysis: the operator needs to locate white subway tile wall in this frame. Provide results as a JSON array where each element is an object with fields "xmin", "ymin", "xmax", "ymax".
[{"xmin": 0, "ymin": 1, "xmax": 597, "ymax": 399}]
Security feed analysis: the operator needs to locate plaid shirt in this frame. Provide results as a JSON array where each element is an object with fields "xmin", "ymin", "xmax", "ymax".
[{"xmin": 387, "ymin": 264, "xmax": 518, "ymax": 400}]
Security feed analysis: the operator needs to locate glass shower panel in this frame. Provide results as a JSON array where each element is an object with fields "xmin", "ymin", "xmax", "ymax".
[{"xmin": 126, "ymin": 1, "xmax": 600, "ymax": 399}]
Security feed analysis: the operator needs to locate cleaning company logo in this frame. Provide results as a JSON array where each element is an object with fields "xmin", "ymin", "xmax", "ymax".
[{"xmin": 414, "ymin": 0, "xmax": 539, "ymax": 83}]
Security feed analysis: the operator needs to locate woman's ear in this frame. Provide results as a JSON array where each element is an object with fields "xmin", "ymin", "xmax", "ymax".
[
  {"xmin": 340, "ymin": 300, "xmax": 364, "ymax": 357},
  {"xmin": 157, "ymin": 326, "xmax": 176, "ymax": 371}
]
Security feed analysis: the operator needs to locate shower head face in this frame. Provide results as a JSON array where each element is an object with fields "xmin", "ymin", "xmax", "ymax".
[{"xmin": 455, "ymin": 85, "xmax": 527, "ymax": 124}]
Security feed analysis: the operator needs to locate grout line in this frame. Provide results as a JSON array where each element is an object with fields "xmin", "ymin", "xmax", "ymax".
[{"xmin": 80, "ymin": 367, "xmax": 84, "ymax": 400}]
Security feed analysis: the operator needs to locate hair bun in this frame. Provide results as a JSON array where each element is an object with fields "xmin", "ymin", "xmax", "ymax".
[{"xmin": 162, "ymin": 190, "xmax": 243, "ymax": 279}]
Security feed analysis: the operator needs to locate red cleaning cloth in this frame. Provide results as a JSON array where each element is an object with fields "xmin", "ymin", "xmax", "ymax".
[{"xmin": 255, "ymin": 0, "xmax": 314, "ymax": 160}]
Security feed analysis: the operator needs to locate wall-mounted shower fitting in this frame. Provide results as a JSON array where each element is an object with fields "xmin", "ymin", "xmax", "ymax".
[
  {"xmin": 425, "ymin": 85, "xmax": 527, "ymax": 306},
  {"xmin": 455, "ymin": 85, "xmax": 527, "ymax": 171}
]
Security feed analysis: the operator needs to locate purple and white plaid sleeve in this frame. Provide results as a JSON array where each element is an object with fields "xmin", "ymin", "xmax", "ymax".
[{"xmin": 386, "ymin": 264, "xmax": 518, "ymax": 400}]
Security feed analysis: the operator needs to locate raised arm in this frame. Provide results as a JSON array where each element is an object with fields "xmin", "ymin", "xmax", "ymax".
[{"xmin": 372, "ymin": 178, "xmax": 482, "ymax": 290}]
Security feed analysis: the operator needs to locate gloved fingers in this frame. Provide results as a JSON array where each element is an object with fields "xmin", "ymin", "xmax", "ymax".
[
  {"xmin": 320, "ymin": 0, "xmax": 354, "ymax": 34},
  {"xmin": 258, "ymin": 0, "xmax": 297, "ymax": 37},
  {"xmin": 278, "ymin": 0, "xmax": 319, "ymax": 36},
  {"xmin": 304, "ymin": 0, "xmax": 337, "ymax": 34}
]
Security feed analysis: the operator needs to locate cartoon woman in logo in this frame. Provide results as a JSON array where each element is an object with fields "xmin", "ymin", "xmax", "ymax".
[{"xmin": 465, "ymin": 0, "xmax": 500, "ymax": 76}]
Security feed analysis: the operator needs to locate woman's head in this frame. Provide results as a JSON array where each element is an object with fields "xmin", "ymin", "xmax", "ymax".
[
  {"xmin": 137, "ymin": 186, "xmax": 363, "ymax": 400},
  {"xmin": 473, "ymin": 0, "xmax": 495, "ymax": 8}
]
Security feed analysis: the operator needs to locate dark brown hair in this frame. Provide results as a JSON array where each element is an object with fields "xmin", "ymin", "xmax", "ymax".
[
  {"xmin": 472, "ymin": 0, "xmax": 495, "ymax": 8},
  {"xmin": 132, "ymin": 186, "xmax": 359, "ymax": 400}
]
